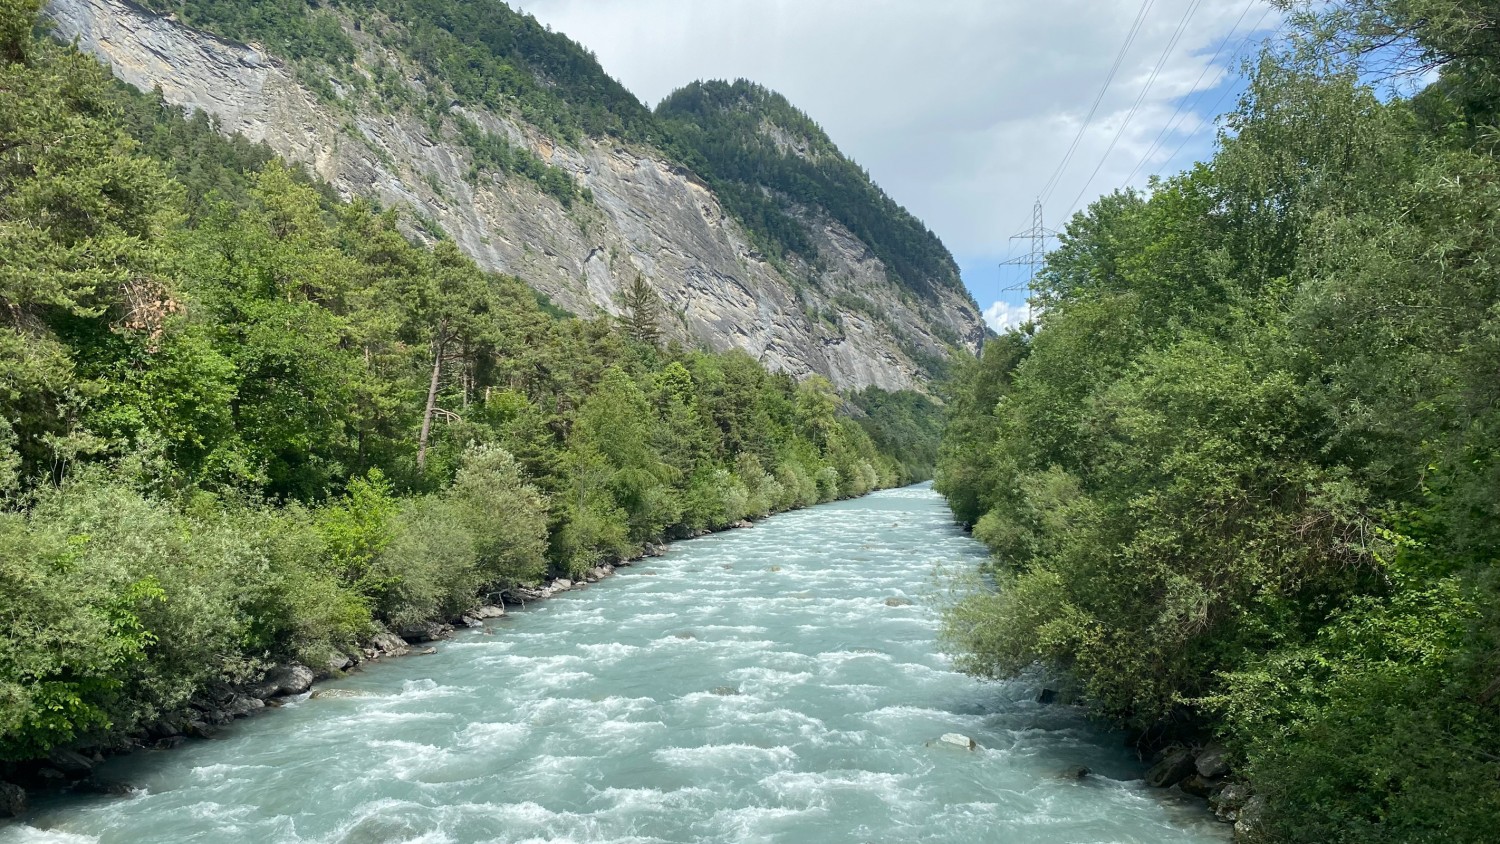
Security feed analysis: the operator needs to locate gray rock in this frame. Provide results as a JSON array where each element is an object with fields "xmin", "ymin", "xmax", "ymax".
[
  {"xmin": 154, "ymin": 735, "xmax": 187, "ymax": 751},
  {"xmin": 0, "ymin": 782, "xmax": 25, "ymax": 817},
  {"xmin": 1145, "ymin": 747, "xmax": 1197, "ymax": 789},
  {"xmin": 939, "ymin": 733, "xmax": 977, "ymax": 750},
  {"xmin": 1213, "ymin": 781, "xmax": 1252, "ymax": 823},
  {"xmin": 369, "ymin": 631, "xmax": 411, "ymax": 657},
  {"xmin": 326, "ymin": 653, "xmax": 354, "ymax": 675},
  {"xmin": 1234, "ymin": 795, "xmax": 1266, "ymax": 840},
  {"xmin": 472, "ymin": 604, "xmax": 505, "ymax": 620},
  {"xmin": 397, "ymin": 621, "xmax": 453, "ymax": 643},
  {"xmin": 552, "ymin": 578, "xmax": 574, "ymax": 591},
  {"xmin": 419, "ymin": 647, "xmax": 438, "ymax": 655},
  {"xmin": 252, "ymin": 664, "xmax": 315, "ymax": 698},
  {"xmin": 731, "ymin": 520, "xmax": 754, "ymax": 529},
  {"xmin": 47, "ymin": 748, "xmax": 95, "ymax": 777},
  {"xmin": 1196, "ymin": 741, "xmax": 1231, "ymax": 779},
  {"xmin": 1179, "ymin": 774, "xmax": 1223, "ymax": 798},
  {"xmin": 224, "ymin": 695, "xmax": 264, "ymax": 718},
  {"xmin": 1062, "ymin": 765, "xmax": 1091, "ymax": 779},
  {"xmin": 883, "ymin": 596, "xmax": 913, "ymax": 607}
]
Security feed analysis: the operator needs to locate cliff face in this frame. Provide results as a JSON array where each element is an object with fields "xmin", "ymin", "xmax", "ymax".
[{"xmin": 47, "ymin": 0, "xmax": 984, "ymax": 390}]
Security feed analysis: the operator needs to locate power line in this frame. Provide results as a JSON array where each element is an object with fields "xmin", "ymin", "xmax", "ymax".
[
  {"xmin": 1119, "ymin": 0, "xmax": 1261, "ymax": 188},
  {"xmin": 1063, "ymin": 0, "xmax": 1206, "ymax": 218},
  {"xmin": 1154, "ymin": 10, "xmax": 1284, "ymax": 171},
  {"xmin": 1036, "ymin": 0, "xmax": 1159, "ymax": 207}
]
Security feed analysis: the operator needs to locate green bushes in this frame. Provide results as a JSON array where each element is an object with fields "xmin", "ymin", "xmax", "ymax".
[{"xmin": 935, "ymin": 5, "xmax": 1500, "ymax": 839}]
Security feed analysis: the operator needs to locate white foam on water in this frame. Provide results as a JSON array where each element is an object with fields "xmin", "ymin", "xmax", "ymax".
[
  {"xmin": 576, "ymin": 642, "xmax": 641, "ymax": 662},
  {"xmin": 759, "ymin": 769, "xmax": 908, "ymax": 805},
  {"xmin": 651, "ymin": 743, "xmax": 797, "ymax": 770},
  {"xmin": 457, "ymin": 720, "xmax": 531, "ymax": 749},
  {"xmin": 0, "ymin": 829, "xmax": 100, "ymax": 844}
]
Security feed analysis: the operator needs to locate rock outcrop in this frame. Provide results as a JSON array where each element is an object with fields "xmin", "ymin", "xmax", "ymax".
[{"xmin": 46, "ymin": 0, "xmax": 985, "ymax": 391}]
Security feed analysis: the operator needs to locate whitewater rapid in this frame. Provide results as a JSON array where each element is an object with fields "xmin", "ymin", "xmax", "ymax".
[{"xmin": 2, "ymin": 484, "xmax": 1226, "ymax": 843}]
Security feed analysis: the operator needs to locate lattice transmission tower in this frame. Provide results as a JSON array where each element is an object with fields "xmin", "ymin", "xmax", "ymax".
[{"xmin": 999, "ymin": 198, "xmax": 1056, "ymax": 324}]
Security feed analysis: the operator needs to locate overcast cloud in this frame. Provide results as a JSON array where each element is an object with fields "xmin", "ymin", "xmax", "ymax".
[{"xmin": 513, "ymin": 0, "xmax": 1281, "ymax": 332}]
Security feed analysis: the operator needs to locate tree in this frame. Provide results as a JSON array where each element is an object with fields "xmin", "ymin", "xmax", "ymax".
[{"xmin": 618, "ymin": 272, "xmax": 662, "ymax": 347}]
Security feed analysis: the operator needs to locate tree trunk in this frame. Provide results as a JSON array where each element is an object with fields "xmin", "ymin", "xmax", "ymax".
[{"xmin": 417, "ymin": 329, "xmax": 447, "ymax": 473}]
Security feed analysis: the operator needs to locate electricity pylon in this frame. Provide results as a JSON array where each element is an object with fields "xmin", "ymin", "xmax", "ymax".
[{"xmin": 999, "ymin": 198, "xmax": 1056, "ymax": 324}]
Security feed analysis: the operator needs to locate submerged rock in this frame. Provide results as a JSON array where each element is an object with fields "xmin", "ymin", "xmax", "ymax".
[
  {"xmin": 1036, "ymin": 688, "xmax": 1058, "ymax": 705},
  {"xmin": 710, "ymin": 686, "xmax": 740, "ymax": 696},
  {"xmin": 76, "ymin": 777, "xmax": 133, "ymax": 797},
  {"xmin": 939, "ymin": 733, "xmax": 977, "ymax": 750},
  {"xmin": 1062, "ymin": 765, "xmax": 1092, "ymax": 780},
  {"xmin": 768, "ymin": 565, "xmax": 782, "ymax": 572},
  {"xmin": 310, "ymin": 688, "xmax": 366, "ymax": 700},
  {"xmin": 883, "ymin": 596, "xmax": 913, "ymax": 607}
]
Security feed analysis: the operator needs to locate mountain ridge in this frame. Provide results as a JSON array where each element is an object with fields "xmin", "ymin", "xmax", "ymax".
[{"xmin": 47, "ymin": 0, "xmax": 984, "ymax": 391}]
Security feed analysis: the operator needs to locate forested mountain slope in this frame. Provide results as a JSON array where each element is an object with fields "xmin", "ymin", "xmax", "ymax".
[
  {"xmin": 936, "ymin": 2, "xmax": 1500, "ymax": 841},
  {"xmin": 44, "ymin": 0, "xmax": 984, "ymax": 391}
]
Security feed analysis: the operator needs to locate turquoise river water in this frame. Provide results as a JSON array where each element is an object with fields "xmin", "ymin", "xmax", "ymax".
[{"xmin": 2, "ymin": 484, "xmax": 1228, "ymax": 843}]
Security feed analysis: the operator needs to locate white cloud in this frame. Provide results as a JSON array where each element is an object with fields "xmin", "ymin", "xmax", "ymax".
[
  {"xmin": 984, "ymin": 300, "xmax": 1032, "ymax": 333},
  {"xmin": 513, "ymin": 0, "xmax": 1280, "ymax": 299}
]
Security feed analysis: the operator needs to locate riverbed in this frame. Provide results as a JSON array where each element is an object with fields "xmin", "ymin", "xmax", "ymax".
[{"xmin": 2, "ymin": 484, "xmax": 1227, "ymax": 843}]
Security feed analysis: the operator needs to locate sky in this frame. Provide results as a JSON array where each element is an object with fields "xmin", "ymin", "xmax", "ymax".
[{"xmin": 512, "ymin": 0, "xmax": 1284, "ymax": 333}]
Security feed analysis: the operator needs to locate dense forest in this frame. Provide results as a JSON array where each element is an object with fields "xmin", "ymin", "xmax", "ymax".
[
  {"xmin": 656, "ymin": 80, "xmax": 965, "ymax": 301},
  {"xmin": 0, "ymin": 0, "xmax": 938, "ymax": 763},
  {"xmin": 937, "ymin": 1, "xmax": 1500, "ymax": 841}
]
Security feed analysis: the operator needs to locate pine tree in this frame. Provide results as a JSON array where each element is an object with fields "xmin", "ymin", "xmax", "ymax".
[{"xmin": 619, "ymin": 273, "xmax": 662, "ymax": 347}]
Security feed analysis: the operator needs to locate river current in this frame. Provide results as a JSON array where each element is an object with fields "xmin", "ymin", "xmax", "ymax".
[{"xmin": 4, "ymin": 484, "xmax": 1227, "ymax": 843}]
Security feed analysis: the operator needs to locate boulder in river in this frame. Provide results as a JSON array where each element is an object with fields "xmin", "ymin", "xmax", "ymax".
[
  {"xmin": 731, "ymin": 519, "xmax": 754, "ymax": 529},
  {"xmin": 1037, "ymin": 688, "xmax": 1059, "ymax": 704},
  {"xmin": 1062, "ymin": 765, "xmax": 1092, "ymax": 779},
  {"xmin": 254, "ymin": 664, "xmax": 315, "ymax": 698},
  {"xmin": 472, "ymin": 604, "xmax": 506, "ymax": 620},
  {"xmin": 76, "ymin": 777, "xmax": 133, "ymax": 797},
  {"xmin": 1145, "ymin": 746, "xmax": 1196, "ymax": 788},
  {"xmin": 0, "ymin": 782, "xmax": 26, "ymax": 817},
  {"xmin": 367, "ymin": 631, "xmax": 411, "ymax": 658},
  {"xmin": 553, "ymin": 578, "xmax": 574, "ymax": 591},
  {"xmin": 223, "ymin": 695, "xmax": 264, "ymax": 719},
  {"xmin": 939, "ymin": 733, "xmax": 977, "ymax": 750},
  {"xmin": 397, "ymin": 621, "xmax": 453, "ymax": 643},
  {"xmin": 884, "ymin": 596, "xmax": 913, "ymax": 607}
]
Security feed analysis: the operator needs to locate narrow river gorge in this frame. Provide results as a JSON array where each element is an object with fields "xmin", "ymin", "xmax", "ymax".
[{"xmin": 4, "ymin": 485, "xmax": 1227, "ymax": 843}]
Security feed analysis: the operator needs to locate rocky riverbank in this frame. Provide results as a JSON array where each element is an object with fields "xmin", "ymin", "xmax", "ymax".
[{"xmin": 0, "ymin": 539, "xmax": 675, "ymax": 818}]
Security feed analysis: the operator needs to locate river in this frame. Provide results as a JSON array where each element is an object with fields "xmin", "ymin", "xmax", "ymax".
[{"xmin": 3, "ymin": 484, "xmax": 1227, "ymax": 843}]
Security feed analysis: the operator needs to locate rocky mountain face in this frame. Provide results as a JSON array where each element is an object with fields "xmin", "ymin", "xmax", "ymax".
[{"xmin": 46, "ymin": 0, "xmax": 984, "ymax": 391}]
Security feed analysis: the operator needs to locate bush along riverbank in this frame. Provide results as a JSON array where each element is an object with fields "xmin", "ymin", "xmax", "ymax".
[
  {"xmin": 935, "ymin": 3, "xmax": 1500, "ymax": 842},
  {"xmin": 0, "ymin": 1, "xmax": 944, "ymax": 813}
]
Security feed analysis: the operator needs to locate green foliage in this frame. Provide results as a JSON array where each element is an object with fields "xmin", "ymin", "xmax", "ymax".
[
  {"xmin": 456, "ymin": 117, "xmax": 582, "ymax": 208},
  {"xmin": 936, "ymin": 8, "xmax": 1500, "ymax": 839}
]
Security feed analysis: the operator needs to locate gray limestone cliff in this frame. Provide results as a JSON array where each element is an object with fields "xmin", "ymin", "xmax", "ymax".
[{"xmin": 46, "ymin": 0, "xmax": 985, "ymax": 390}]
